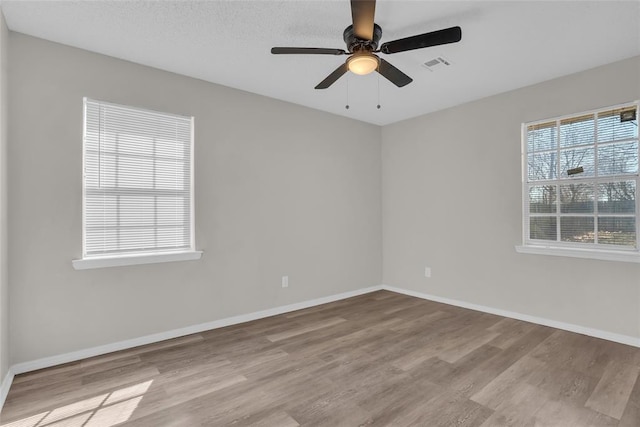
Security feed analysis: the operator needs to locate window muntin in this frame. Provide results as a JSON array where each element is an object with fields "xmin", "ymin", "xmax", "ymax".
[
  {"xmin": 523, "ymin": 102, "xmax": 639, "ymax": 251},
  {"xmin": 82, "ymin": 98, "xmax": 194, "ymax": 259}
]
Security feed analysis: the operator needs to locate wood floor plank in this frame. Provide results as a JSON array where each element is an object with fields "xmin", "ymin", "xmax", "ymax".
[
  {"xmin": 2, "ymin": 290, "xmax": 639, "ymax": 427},
  {"xmin": 265, "ymin": 317, "xmax": 346, "ymax": 342},
  {"xmin": 618, "ymin": 371, "xmax": 640, "ymax": 427},
  {"xmin": 478, "ymin": 383, "xmax": 549, "ymax": 426},
  {"xmin": 470, "ymin": 355, "xmax": 546, "ymax": 410},
  {"xmin": 585, "ymin": 359, "xmax": 640, "ymax": 419},
  {"xmin": 11, "ymin": 361, "xmax": 81, "ymax": 385},
  {"xmin": 438, "ymin": 330, "xmax": 501, "ymax": 363},
  {"xmin": 525, "ymin": 364, "xmax": 598, "ymax": 406},
  {"xmin": 356, "ymin": 375, "xmax": 442, "ymax": 426},
  {"xmin": 486, "ymin": 317, "xmax": 537, "ymax": 350},
  {"xmin": 534, "ymin": 399, "xmax": 619, "ymax": 426},
  {"xmin": 445, "ymin": 326, "xmax": 555, "ymax": 399},
  {"xmin": 530, "ymin": 330, "xmax": 617, "ymax": 379},
  {"xmin": 415, "ymin": 344, "xmax": 502, "ymax": 394},
  {"xmin": 392, "ymin": 387, "xmax": 494, "ymax": 427},
  {"xmin": 81, "ymin": 355, "xmax": 143, "ymax": 377},
  {"xmin": 237, "ymin": 409, "xmax": 300, "ymax": 427}
]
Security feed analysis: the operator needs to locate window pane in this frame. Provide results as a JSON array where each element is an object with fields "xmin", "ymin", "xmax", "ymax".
[
  {"xmin": 560, "ymin": 217, "xmax": 594, "ymax": 243},
  {"xmin": 530, "ymin": 217, "xmax": 557, "ymax": 241},
  {"xmin": 85, "ymin": 194, "xmax": 118, "ymax": 228},
  {"xmin": 156, "ymin": 137, "xmax": 187, "ymax": 160},
  {"xmin": 523, "ymin": 103, "xmax": 639, "ymax": 254},
  {"xmin": 598, "ymin": 217, "xmax": 636, "ymax": 247},
  {"xmin": 528, "ymin": 152, "xmax": 557, "ymax": 181},
  {"xmin": 529, "ymin": 185, "xmax": 556, "ymax": 213},
  {"xmin": 560, "ymin": 114, "xmax": 594, "ymax": 148},
  {"xmin": 117, "ymin": 155, "xmax": 155, "ymax": 189},
  {"xmin": 115, "ymin": 133, "xmax": 153, "ymax": 157},
  {"xmin": 560, "ymin": 184, "xmax": 593, "ymax": 213},
  {"xmin": 527, "ymin": 122, "xmax": 557, "ymax": 152},
  {"xmin": 84, "ymin": 98, "xmax": 193, "ymax": 257},
  {"xmin": 597, "ymin": 141, "xmax": 638, "ymax": 176},
  {"xmin": 598, "ymin": 181, "xmax": 636, "ymax": 214},
  {"xmin": 157, "ymin": 196, "xmax": 188, "ymax": 226},
  {"xmin": 119, "ymin": 195, "xmax": 155, "ymax": 227},
  {"xmin": 597, "ymin": 108, "xmax": 638, "ymax": 143},
  {"xmin": 156, "ymin": 159, "xmax": 188, "ymax": 190},
  {"xmin": 559, "ymin": 147, "xmax": 595, "ymax": 178}
]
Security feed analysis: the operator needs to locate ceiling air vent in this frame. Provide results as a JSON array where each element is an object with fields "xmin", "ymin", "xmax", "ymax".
[{"xmin": 423, "ymin": 56, "xmax": 451, "ymax": 71}]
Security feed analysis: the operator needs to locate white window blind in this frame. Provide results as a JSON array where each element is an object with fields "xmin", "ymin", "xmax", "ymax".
[
  {"xmin": 522, "ymin": 102, "xmax": 639, "ymax": 255},
  {"xmin": 82, "ymin": 98, "xmax": 194, "ymax": 259}
]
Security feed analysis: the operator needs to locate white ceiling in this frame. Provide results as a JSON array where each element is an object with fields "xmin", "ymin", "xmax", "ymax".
[{"xmin": 1, "ymin": 0, "xmax": 639, "ymax": 125}]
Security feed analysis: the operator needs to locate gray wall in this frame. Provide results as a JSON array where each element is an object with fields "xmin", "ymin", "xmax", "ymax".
[
  {"xmin": 0, "ymin": 11, "xmax": 8, "ymax": 381},
  {"xmin": 382, "ymin": 56, "xmax": 640, "ymax": 339},
  {"xmin": 8, "ymin": 33, "xmax": 382, "ymax": 364}
]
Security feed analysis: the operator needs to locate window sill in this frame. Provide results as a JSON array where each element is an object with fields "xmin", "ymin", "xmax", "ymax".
[
  {"xmin": 515, "ymin": 245, "xmax": 640, "ymax": 263},
  {"xmin": 72, "ymin": 251, "xmax": 203, "ymax": 270}
]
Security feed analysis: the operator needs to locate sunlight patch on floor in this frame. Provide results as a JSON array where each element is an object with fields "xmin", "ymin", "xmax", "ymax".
[{"xmin": 1, "ymin": 380, "xmax": 153, "ymax": 427}]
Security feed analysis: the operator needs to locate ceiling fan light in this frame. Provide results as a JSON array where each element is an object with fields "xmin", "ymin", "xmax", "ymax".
[{"xmin": 347, "ymin": 53, "xmax": 379, "ymax": 75}]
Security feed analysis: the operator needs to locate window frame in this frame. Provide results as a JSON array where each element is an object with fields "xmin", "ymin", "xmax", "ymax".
[
  {"xmin": 73, "ymin": 98, "xmax": 201, "ymax": 270},
  {"xmin": 517, "ymin": 101, "xmax": 640, "ymax": 263}
]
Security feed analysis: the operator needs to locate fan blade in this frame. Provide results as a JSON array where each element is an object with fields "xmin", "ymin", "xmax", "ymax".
[
  {"xmin": 377, "ymin": 58, "xmax": 412, "ymax": 87},
  {"xmin": 271, "ymin": 47, "xmax": 347, "ymax": 55},
  {"xmin": 315, "ymin": 62, "xmax": 349, "ymax": 89},
  {"xmin": 351, "ymin": 0, "xmax": 376, "ymax": 41},
  {"xmin": 380, "ymin": 26, "xmax": 462, "ymax": 54}
]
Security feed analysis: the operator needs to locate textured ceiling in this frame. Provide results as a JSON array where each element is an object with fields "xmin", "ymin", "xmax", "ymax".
[{"xmin": 1, "ymin": 0, "xmax": 639, "ymax": 125}]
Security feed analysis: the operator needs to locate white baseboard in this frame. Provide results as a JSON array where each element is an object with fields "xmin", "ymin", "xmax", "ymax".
[
  {"xmin": 0, "ymin": 368, "xmax": 14, "ymax": 413},
  {"xmin": 381, "ymin": 284, "xmax": 640, "ymax": 348},
  {"xmin": 11, "ymin": 285, "xmax": 384, "ymax": 376}
]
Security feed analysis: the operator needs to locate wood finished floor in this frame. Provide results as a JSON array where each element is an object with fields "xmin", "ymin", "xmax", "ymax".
[{"xmin": 2, "ymin": 290, "xmax": 640, "ymax": 427}]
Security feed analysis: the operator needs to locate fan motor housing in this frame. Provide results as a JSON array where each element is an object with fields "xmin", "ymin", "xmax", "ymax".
[{"xmin": 343, "ymin": 24, "xmax": 382, "ymax": 53}]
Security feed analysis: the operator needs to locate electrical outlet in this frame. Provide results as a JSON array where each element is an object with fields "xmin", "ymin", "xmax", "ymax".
[
  {"xmin": 281, "ymin": 276, "xmax": 289, "ymax": 288},
  {"xmin": 424, "ymin": 267, "xmax": 431, "ymax": 278}
]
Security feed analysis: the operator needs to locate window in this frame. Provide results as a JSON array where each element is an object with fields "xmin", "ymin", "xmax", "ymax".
[
  {"xmin": 73, "ymin": 98, "xmax": 201, "ymax": 270},
  {"xmin": 518, "ymin": 102, "xmax": 639, "ymax": 263}
]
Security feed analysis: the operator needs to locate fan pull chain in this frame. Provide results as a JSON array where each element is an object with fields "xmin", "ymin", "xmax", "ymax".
[
  {"xmin": 377, "ymin": 75, "xmax": 381, "ymax": 110},
  {"xmin": 345, "ymin": 76, "xmax": 350, "ymax": 110}
]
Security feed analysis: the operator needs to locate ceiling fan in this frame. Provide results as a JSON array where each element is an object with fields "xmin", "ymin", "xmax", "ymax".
[{"xmin": 271, "ymin": 0, "xmax": 462, "ymax": 89}]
